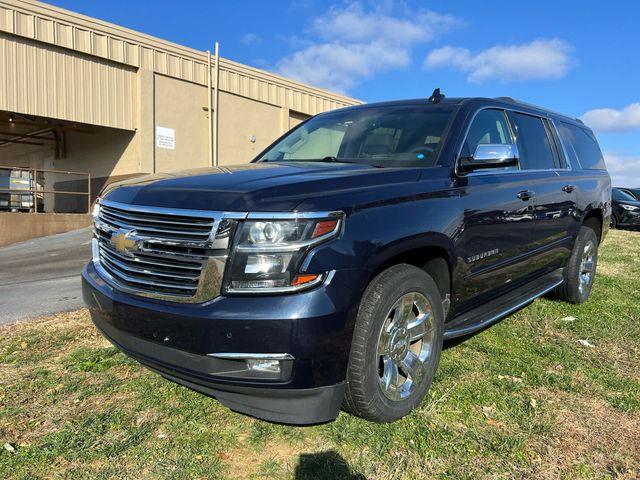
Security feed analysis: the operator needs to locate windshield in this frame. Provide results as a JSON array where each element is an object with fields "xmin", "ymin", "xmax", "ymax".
[
  {"xmin": 257, "ymin": 105, "xmax": 454, "ymax": 167},
  {"xmin": 613, "ymin": 189, "xmax": 638, "ymax": 202}
]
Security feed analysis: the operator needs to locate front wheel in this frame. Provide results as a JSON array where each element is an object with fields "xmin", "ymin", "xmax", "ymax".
[
  {"xmin": 343, "ymin": 264, "xmax": 444, "ymax": 423},
  {"xmin": 610, "ymin": 215, "xmax": 618, "ymax": 229}
]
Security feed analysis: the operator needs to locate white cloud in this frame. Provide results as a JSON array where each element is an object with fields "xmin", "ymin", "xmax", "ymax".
[
  {"xmin": 580, "ymin": 103, "xmax": 640, "ymax": 133},
  {"xmin": 241, "ymin": 33, "xmax": 261, "ymax": 46},
  {"xmin": 603, "ymin": 152, "xmax": 640, "ymax": 188},
  {"xmin": 275, "ymin": 2, "xmax": 462, "ymax": 93},
  {"xmin": 424, "ymin": 38, "xmax": 574, "ymax": 83}
]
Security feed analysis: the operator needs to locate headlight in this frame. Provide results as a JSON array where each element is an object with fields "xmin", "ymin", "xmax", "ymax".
[
  {"xmin": 621, "ymin": 204, "xmax": 639, "ymax": 211},
  {"xmin": 224, "ymin": 212, "xmax": 344, "ymax": 293}
]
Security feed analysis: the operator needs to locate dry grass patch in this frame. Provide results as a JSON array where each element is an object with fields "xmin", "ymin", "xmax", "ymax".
[
  {"xmin": 531, "ymin": 389, "xmax": 640, "ymax": 479},
  {"xmin": 220, "ymin": 434, "xmax": 323, "ymax": 479}
]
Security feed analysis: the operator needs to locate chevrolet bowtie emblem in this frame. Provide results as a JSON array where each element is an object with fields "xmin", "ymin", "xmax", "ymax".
[{"xmin": 110, "ymin": 229, "xmax": 141, "ymax": 256}]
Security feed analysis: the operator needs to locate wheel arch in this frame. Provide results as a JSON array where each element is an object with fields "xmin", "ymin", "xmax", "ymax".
[
  {"xmin": 366, "ymin": 235, "xmax": 454, "ymax": 305},
  {"xmin": 582, "ymin": 208, "xmax": 604, "ymax": 242}
]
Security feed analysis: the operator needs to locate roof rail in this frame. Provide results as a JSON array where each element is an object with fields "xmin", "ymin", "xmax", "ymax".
[{"xmin": 494, "ymin": 97, "xmax": 581, "ymax": 123}]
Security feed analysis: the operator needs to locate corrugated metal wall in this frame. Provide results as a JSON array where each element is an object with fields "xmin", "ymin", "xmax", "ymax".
[
  {"xmin": 0, "ymin": 0, "xmax": 360, "ymax": 118},
  {"xmin": 0, "ymin": 32, "xmax": 136, "ymax": 130}
]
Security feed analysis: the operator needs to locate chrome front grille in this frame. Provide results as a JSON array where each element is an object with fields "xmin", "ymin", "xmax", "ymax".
[
  {"xmin": 99, "ymin": 202, "xmax": 215, "ymax": 242},
  {"xmin": 93, "ymin": 199, "xmax": 240, "ymax": 303}
]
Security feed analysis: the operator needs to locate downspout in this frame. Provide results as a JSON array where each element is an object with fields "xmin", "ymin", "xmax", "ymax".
[
  {"xmin": 152, "ymin": 73, "xmax": 156, "ymax": 174},
  {"xmin": 207, "ymin": 49, "xmax": 213, "ymax": 167},
  {"xmin": 213, "ymin": 42, "xmax": 220, "ymax": 167}
]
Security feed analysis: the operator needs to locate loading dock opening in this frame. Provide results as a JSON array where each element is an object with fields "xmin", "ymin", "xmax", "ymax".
[{"xmin": 0, "ymin": 0, "xmax": 360, "ymax": 246}]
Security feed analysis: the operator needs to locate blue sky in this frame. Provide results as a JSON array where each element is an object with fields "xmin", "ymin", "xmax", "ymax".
[{"xmin": 48, "ymin": 0, "xmax": 640, "ymax": 186}]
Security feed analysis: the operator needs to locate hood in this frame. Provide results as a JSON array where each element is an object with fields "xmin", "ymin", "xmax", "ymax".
[
  {"xmin": 616, "ymin": 199, "xmax": 640, "ymax": 208},
  {"xmin": 102, "ymin": 162, "xmax": 423, "ymax": 212}
]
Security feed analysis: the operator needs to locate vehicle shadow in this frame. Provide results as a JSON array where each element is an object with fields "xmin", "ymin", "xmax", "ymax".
[{"xmin": 294, "ymin": 450, "xmax": 367, "ymax": 479}]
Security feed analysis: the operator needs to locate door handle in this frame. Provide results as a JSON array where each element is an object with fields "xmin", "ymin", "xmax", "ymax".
[
  {"xmin": 517, "ymin": 190, "xmax": 535, "ymax": 201},
  {"xmin": 562, "ymin": 184, "xmax": 576, "ymax": 193}
]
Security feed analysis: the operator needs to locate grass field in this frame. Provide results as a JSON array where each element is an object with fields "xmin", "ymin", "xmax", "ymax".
[{"xmin": 1, "ymin": 229, "xmax": 639, "ymax": 479}]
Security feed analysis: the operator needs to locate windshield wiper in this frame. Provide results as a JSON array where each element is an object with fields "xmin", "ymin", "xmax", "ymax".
[
  {"xmin": 262, "ymin": 157, "xmax": 384, "ymax": 167},
  {"xmin": 316, "ymin": 157, "xmax": 384, "ymax": 167}
]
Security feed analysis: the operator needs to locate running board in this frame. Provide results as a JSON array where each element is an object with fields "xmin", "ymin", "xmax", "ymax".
[{"xmin": 444, "ymin": 269, "xmax": 564, "ymax": 340}]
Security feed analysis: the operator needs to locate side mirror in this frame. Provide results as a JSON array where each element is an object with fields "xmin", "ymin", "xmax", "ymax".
[{"xmin": 458, "ymin": 144, "xmax": 520, "ymax": 174}]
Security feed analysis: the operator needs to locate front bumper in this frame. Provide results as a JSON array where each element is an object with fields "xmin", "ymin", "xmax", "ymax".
[
  {"xmin": 619, "ymin": 210, "xmax": 640, "ymax": 228},
  {"xmin": 82, "ymin": 261, "xmax": 363, "ymax": 424}
]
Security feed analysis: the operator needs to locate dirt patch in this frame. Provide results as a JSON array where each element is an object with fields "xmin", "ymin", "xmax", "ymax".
[
  {"xmin": 531, "ymin": 389, "xmax": 640, "ymax": 479},
  {"xmin": 596, "ymin": 339, "xmax": 640, "ymax": 382},
  {"xmin": 221, "ymin": 434, "xmax": 327, "ymax": 479},
  {"xmin": 597, "ymin": 260, "xmax": 635, "ymax": 279}
]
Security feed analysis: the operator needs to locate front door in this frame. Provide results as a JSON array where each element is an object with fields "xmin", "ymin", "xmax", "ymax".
[{"xmin": 451, "ymin": 109, "xmax": 538, "ymax": 314}]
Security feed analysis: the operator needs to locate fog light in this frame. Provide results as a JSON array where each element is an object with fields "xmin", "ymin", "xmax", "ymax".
[
  {"xmin": 91, "ymin": 238, "xmax": 100, "ymax": 263},
  {"xmin": 246, "ymin": 359, "xmax": 281, "ymax": 374}
]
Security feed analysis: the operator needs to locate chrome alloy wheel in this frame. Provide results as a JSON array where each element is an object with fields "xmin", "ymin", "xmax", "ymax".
[
  {"xmin": 376, "ymin": 292, "xmax": 436, "ymax": 401},
  {"xmin": 578, "ymin": 240, "xmax": 596, "ymax": 295}
]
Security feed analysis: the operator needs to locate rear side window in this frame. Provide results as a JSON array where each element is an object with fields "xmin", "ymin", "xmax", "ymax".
[
  {"xmin": 508, "ymin": 112, "xmax": 558, "ymax": 170},
  {"xmin": 556, "ymin": 122, "xmax": 606, "ymax": 170}
]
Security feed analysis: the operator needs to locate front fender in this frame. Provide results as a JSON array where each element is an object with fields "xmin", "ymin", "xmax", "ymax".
[{"xmin": 302, "ymin": 195, "xmax": 460, "ymax": 287}]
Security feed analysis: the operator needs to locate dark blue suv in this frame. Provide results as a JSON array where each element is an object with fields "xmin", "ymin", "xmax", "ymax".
[{"xmin": 83, "ymin": 94, "xmax": 611, "ymax": 424}]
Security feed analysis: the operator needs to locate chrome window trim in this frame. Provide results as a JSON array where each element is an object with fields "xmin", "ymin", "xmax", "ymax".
[
  {"xmin": 548, "ymin": 117, "xmax": 574, "ymax": 170},
  {"xmin": 455, "ymin": 105, "xmax": 574, "ymax": 178}
]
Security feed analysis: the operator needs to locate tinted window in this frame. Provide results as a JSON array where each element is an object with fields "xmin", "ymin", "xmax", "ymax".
[
  {"xmin": 557, "ymin": 122, "xmax": 606, "ymax": 170},
  {"xmin": 613, "ymin": 189, "xmax": 637, "ymax": 202},
  {"xmin": 509, "ymin": 112, "xmax": 557, "ymax": 170},
  {"xmin": 282, "ymin": 125, "xmax": 346, "ymax": 160},
  {"xmin": 621, "ymin": 189, "xmax": 640, "ymax": 200},
  {"xmin": 260, "ymin": 106, "xmax": 454, "ymax": 167},
  {"xmin": 461, "ymin": 109, "xmax": 511, "ymax": 158}
]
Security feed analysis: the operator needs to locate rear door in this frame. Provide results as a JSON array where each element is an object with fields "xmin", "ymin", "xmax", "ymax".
[{"xmin": 507, "ymin": 112, "xmax": 578, "ymax": 273}]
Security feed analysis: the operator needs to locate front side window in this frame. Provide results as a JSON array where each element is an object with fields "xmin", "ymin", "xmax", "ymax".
[
  {"xmin": 557, "ymin": 122, "xmax": 606, "ymax": 170},
  {"xmin": 509, "ymin": 112, "xmax": 558, "ymax": 170},
  {"xmin": 258, "ymin": 105, "xmax": 454, "ymax": 168},
  {"xmin": 460, "ymin": 109, "xmax": 512, "ymax": 159}
]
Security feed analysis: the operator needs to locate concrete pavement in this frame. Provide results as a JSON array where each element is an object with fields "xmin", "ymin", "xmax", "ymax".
[{"xmin": 0, "ymin": 228, "xmax": 93, "ymax": 325}]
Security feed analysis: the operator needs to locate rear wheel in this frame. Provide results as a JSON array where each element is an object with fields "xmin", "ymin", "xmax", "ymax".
[
  {"xmin": 343, "ymin": 264, "xmax": 444, "ymax": 422},
  {"xmin": 554, "ymin": 225, "xmax": 599, "ymax": 304}
]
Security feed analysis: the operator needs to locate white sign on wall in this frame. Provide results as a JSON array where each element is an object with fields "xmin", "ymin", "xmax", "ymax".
[{"xmin": 156, "ymin": 126, "xmax": 175, "ymax": 150}]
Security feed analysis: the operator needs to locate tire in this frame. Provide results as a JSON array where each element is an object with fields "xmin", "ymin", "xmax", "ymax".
[
  {"xmin": 343, "ymin": 264, "xmax": 444, "ymax": 423},
  {"xmin": 610, "ymin": 215, "xmax": 618, "ymax": 229},
  {"xmin": 554, "ymin": 225, "xmax": 599, "ymax": 304}
]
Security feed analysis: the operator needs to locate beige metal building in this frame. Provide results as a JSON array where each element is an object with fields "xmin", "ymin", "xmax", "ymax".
[{"xmin": 0, "ymin": 0, "xmax": 360, "ymax": 244}]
